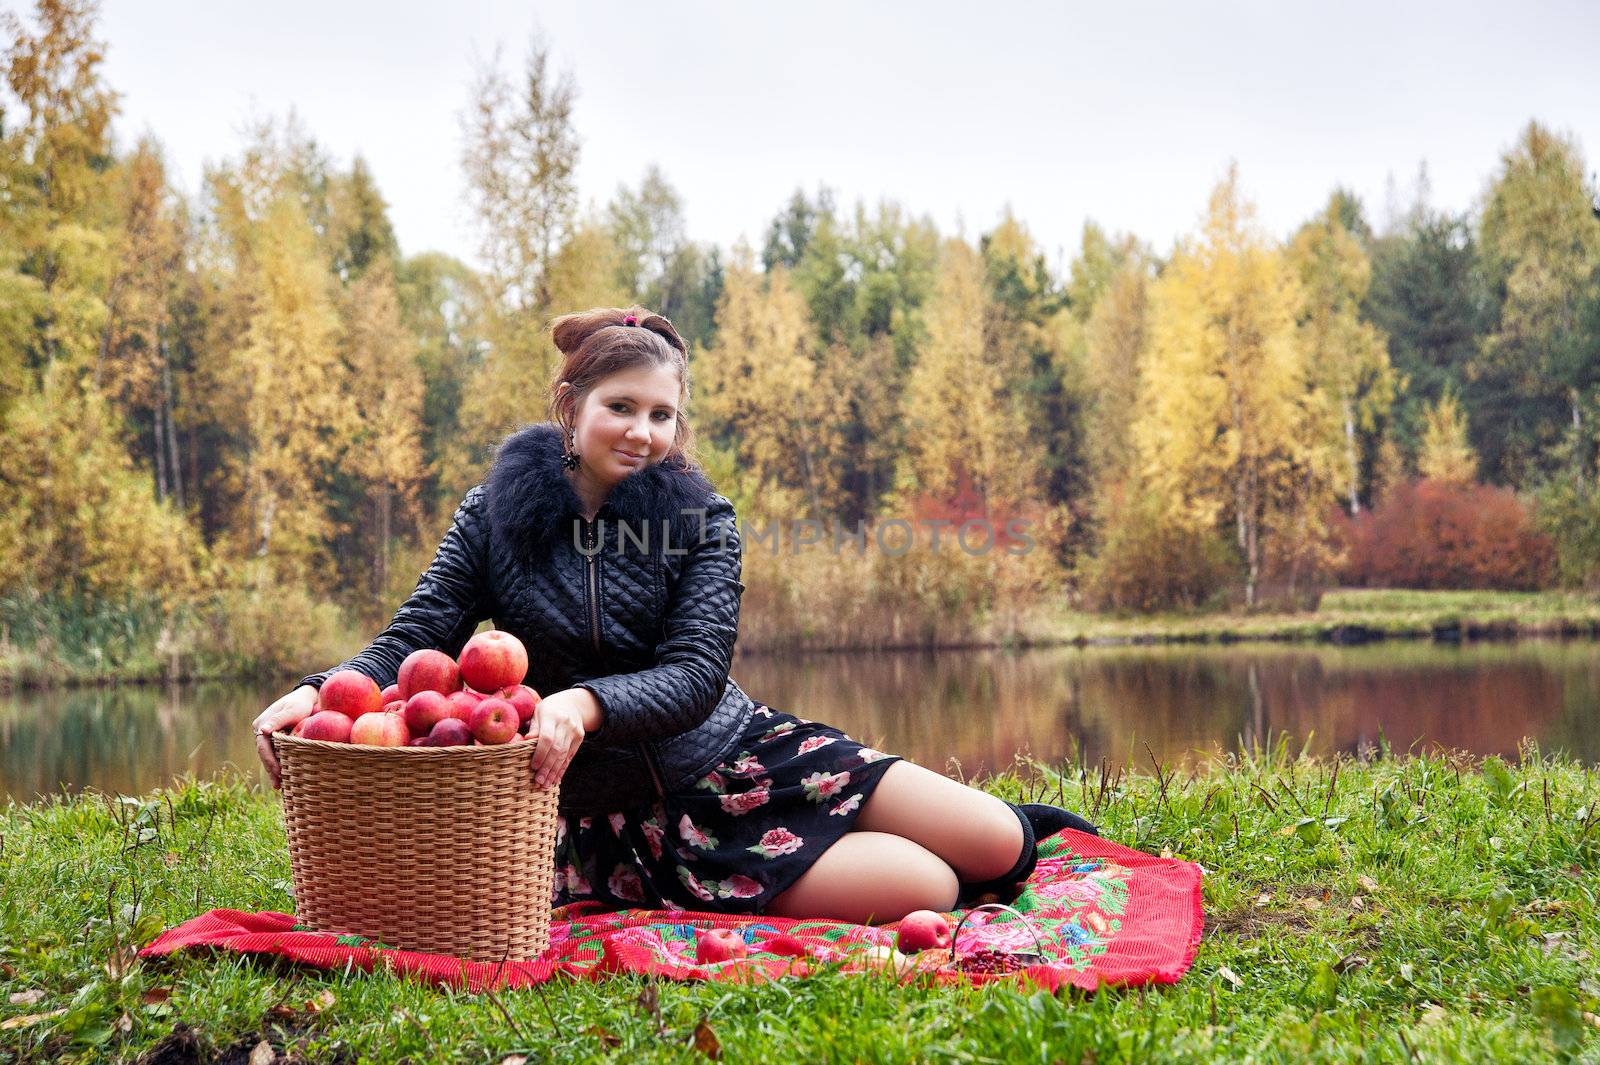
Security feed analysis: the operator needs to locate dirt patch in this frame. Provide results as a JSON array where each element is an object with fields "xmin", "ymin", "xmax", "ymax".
[
  {"xmin": 136, "ymin": 1021, "xmax": 352, "ymax": 1065},
  {"xmin": 1207, "ymin": 906, "xmax": 1314, "ymax": 938},
  {"xmin": 136, "ymin": 1024, "xmax": 204, "ymax": 1065}
]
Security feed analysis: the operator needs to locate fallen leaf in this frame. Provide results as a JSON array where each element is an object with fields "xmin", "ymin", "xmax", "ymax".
[
  {"xmin": 1300, "ymin": 897, "xmax": 1323, "ymax": 912},
  {"xmin": 1159, "ymin": 848, "xmax": 1174, "ymax": 859},
  {"xmin": 585, "ymin": 1024, "xmax": 622, "ymax": 1049},
  {"xmin": 266, "ymin": 988, "xmax": 336, "ymax": 1021},
  {"xmin": 140, "ymin": 988, "xmax": 171, "ymax": 1005},
  {"xmin": 1584, "ymin": 1012, "xmax": 1600, "ymax": 1029},
  {"xmin": 1357, "ymin": 874, "xmax": 1380, "ymax": 893},
  {"xmin": 105, "ymin": 943, "xmax": 139, "ymax": 979},
  {"xmin": 1400, "ymin": 963, "xmax": 1415, "ymax": 983},
  {"xmin": 1277, "ymin": 824, "xmax": 1296, "ymax": 837},
  {"xmin": 1253, "ymin": 893, "xmax": 1272, "ymax": 908},
  {"xmin": 116, "ymin": 1012, "xmax": 133, "ymax": 1034},
  {"xmin": 499, "ymin": 1056, "xmax": 528, "ymax": 1065},
  {"xmin": 248, "ymin": 1039, "xmax": 275, "ymax": 1065},
  {"xmin": 1351, "ymin": 895, "xmax": 1366, "ymax": 910},
  {"xmin": 1216, "ymin": 965, "xmax": 1243, "ymax": 988},
  {"xmin": 7, "ymin": 989, "xmax": 44, "ymax": 1006},
  {"xmin": 1333, "ymin": 954, "xmax": 1367, "ymax": 974},
  {"xmin": 163, "ymin": 851, "xmax": 181, "ymax": 867},
  {"xmin": 1419, "ymin": 1003, "xmax": 1447, "ymax": 1026},
  {"xmin": 0, "ymin": 1008, "xmax": 67, "ymax": 1031},
  {"xmin": 691, "ymin": 1017, "xmax": 721, "ymax": 1060}
]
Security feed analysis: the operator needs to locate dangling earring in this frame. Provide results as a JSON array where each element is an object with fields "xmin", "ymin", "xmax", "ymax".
[{"xmin": 561, "ymin": 427, "xmax": 580, "ymax": 471}]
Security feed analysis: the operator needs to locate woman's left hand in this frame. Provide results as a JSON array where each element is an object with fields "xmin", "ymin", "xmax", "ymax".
[{"xmin": 529, "ymin": 688, "xmax": 602, "ymax": 790}]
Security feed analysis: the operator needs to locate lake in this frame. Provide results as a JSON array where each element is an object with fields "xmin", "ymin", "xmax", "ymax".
[{"xmin": 3, "ymin": 640, "xmax": 1596, "ymax": 803}]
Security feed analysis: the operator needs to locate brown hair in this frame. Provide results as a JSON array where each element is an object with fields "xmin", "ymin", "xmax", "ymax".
[{"xmin": 546, "ymin": 306, "xmax": 696, "ymax": 467}]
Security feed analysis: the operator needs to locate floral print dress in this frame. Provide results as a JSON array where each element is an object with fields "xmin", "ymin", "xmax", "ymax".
[{"xmin": 552, "ymin": 702, "xmax": 902, "ymax": 913}]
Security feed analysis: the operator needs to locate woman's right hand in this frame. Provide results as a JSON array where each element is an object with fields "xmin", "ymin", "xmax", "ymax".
[{"xmin": 253, "ymin": 685, "xmax": 319, "ymax": 789}]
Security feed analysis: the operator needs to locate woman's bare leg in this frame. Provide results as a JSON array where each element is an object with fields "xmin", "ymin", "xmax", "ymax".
[
  {"xmin": 852, "ymin": 760, "xmax": 1025, "ymax": 882},
  {"xmin": 765, "ymin": 830, "xmax": 958, "ymax": 924}
]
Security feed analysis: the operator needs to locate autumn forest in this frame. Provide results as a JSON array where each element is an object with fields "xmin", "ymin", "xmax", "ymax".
[{"xmin": 5, "ymin": 1, "xmax": 1600, "ymax": 681}]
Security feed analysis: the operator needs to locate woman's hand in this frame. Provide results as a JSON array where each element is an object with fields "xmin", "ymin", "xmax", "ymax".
[
  {"xmin": 252, "ymin": 685, "xmax": 319, "ymax": 789},
  {"xmin": 530, "ymin": 688, "xmax": 602, "ymax": 790}
]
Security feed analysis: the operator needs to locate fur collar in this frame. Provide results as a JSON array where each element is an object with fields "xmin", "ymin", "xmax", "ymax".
[{"xmin": 485, "ymin": 423, "xmax": 717, "ymax": 560}]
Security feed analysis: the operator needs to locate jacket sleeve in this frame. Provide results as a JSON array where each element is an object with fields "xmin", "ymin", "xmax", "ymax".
[
  {"xmin": 299, "ymin": 486, "xmax": 493, "ymax": 691},
  {"xmin": 576, "ymin": 495, "xmax": 743, "ymax": 743}
]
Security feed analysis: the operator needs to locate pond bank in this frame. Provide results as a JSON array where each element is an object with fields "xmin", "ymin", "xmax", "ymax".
[
  {"xmin": 7, "ymin": 588, "xmax": 1600, "ymax": 689},
  {"xmin": 1021, "ymin": 588, "xmax": 1600, "ymax": 649},
  {"xmin": 1, "ymin": 752, "xmax": 1594, "ymax": 1062}
]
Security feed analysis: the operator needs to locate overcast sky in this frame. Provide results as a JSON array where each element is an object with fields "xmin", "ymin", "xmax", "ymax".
[{"xmin": 96, "ymin": 0, "xmax": 1599, "ymax": 271}]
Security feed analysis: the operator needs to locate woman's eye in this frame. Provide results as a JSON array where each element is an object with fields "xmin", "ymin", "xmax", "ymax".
[
  {"xmin": 610, "ymin": 403, "xmax": 629, "ymax": 413},
  {"xmin": 653, "ymin": 411, "xmax": 672, "ymax": 421}
]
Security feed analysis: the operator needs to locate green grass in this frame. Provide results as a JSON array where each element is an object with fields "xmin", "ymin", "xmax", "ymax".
[
  {"xmin": 3, "ymin": 748, "xmax": 1598, "ymax": 1062},
  {"xmin": 1032, "ymin": 588, "xmax": 1600, "ymax": 646}
]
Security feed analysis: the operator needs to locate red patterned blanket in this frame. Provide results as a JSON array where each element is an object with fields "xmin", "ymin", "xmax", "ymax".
[{"xmin": 141, "ymin": 830, "xmax": 1202, "ymax": 991}]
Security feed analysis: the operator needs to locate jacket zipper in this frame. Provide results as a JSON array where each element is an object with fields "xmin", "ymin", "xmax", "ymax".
[
  {"xmin": 584, "ymin": 516, "xmax": 666, "ymax": 798},
  {"xmin": 582, "ymin": 518, "xmax": 601, "ymax": 655}
]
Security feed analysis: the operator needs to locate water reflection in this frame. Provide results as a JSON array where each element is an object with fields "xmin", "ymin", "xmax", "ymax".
[
  {"xmin": 732, "ymin": 641, "xmax": 1599, "ymax": 775},
  {"xmin": 2, "ymin": 643, "xmax": 1597, "ymax": 802}
]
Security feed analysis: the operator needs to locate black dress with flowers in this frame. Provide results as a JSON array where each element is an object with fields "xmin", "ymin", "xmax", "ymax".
[{"xmin": 552, "ymin": 702, "xmax": 902, "ymax": 913}]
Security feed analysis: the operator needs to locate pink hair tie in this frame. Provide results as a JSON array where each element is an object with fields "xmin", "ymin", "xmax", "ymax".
[{"xmin": 622, "ymin": 314, "xmax": 638, "ymax": 326}]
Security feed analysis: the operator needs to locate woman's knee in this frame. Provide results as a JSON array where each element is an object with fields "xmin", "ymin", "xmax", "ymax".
[
  {"xmin": 765, "ymin": 830, "xmax": 959, "ymax": 923},
  {"xmin": 857, "ymin": 761, "xmax": 1026, "ymax": 881}
]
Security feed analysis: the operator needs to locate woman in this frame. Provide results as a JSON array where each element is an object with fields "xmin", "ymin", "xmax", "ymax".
[{"xmin": 253, "ymin": 307, "xmax": 1095, "ymax": 924}]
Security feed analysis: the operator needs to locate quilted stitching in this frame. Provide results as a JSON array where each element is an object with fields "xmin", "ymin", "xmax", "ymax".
[{"xmin": 301, "ymin": 427, "xmax": 751, "ymax": 816}]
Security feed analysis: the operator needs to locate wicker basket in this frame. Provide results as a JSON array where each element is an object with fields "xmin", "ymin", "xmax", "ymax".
[{"xmin": 272, "ymin": 732, "xmax": 560, "ymax": 961}]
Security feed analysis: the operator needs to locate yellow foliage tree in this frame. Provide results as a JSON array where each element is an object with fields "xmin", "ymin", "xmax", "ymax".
[
  {"xmin": 1418, "ymin": 389, "xmax": 1478, "ymax": 485},
  {"xmin": 100, "ymin": 136, "xmax": 189, "ymax": 501},
  {"xmin": 0, "ymin": 363, "xmax": 196, "ymax": 599},
  {"xmin": 228, "ymin": 193, "xmax": 356, "ymax": 585},
  {"xmin": 1135, "ymin": 168, "xmax": 1332, "ymax": 605},
  {"xmin": 1083, "ymin": 261, "xmax": 1151, "ymax": 488},
  {"xmin": 1288, "ymin": 195, "xmax": 1395, "ymax": 514},
  {"xmin": 343, "ymin": 259, "xmax": 425, "ymax": 600},
  {"xmin": 897, "ymin": 237, "xmax": 1042, "ymax": 513},
  {"xmin": 694, "ymin": 250, "xmax": 842, "ymax": 520}
]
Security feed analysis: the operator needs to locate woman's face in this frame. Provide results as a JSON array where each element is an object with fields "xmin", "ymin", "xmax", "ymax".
[{"xmin": 568, "ymin": 362, "xmax": 682, "ymax": 489}]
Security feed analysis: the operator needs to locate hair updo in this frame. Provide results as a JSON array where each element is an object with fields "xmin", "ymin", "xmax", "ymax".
[{"xmin": 546, "ymin": 306, "xmax": 696, "ymax": 467}]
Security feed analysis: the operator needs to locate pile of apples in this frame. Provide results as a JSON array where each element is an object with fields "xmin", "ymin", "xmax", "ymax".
[{"xmin": 291, "ymin": 630, "xmax": 540, "ymax": 748}]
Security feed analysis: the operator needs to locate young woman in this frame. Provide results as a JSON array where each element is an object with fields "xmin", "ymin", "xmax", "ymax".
[{"xmin": 252, "ymin": 307, "xmax": 1095, "ymax": 924}]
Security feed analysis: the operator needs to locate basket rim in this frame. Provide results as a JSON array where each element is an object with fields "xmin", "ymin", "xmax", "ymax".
[{"xmin": 271, "ymin": 730, "xmax": 539, "ymax": 760}]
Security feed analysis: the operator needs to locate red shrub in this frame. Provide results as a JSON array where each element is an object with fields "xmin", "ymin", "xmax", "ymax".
[{"xmin": 1334, "ymin": 478, "xmax": 1556, "ymax": 590}]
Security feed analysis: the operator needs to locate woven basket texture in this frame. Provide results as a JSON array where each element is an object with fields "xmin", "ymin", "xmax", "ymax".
[{"xmin": 273, "ymin": 732, "xmax": 559, "ymax": 961}]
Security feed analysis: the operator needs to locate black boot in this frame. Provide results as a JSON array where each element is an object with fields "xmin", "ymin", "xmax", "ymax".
[
  {"xmin": 955, "ymin": 802, "xmax": 1038, "ymax": 908},
  {"xmin": 1019, "ymin": 802, "xmax": 1100, "ymax": 840}
]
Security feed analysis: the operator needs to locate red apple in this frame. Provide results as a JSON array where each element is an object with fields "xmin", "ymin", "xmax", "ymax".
[
  {"xmin": 494, "ymin": 684, "xmax": 541, "ymax": 725},
  {"xmin": 350, "ymin": 711, "xmax": 411, "ymax": 747},
  {"xmin": 458, "ymin": 630, "xmax": 528, "ymax": 692},
  {"xmin": 695, "ymin": 928, "xmax": 748, "ymax": 964},
  {"xmin": 445, "ymin": 688, "xmax": 484, "ymax": 722},
  {"xmin": 468, "ymin": 697, "xmax": 520, "ymax": 745},
  {"xmin": 894, "ymin": 910, "xmax": 953, "ymax": 954},
  {"xmin": 397, "ymin": 648, "xmax": 461, "ymax": 700},
  {"xmin": 403, "ymin": 690, "xmax": 453, "ymax": 735},
  {"xmin": 319, "ymin": 670, "xmax": 382, "ymax": 719},
  {"xmin": 380, "ymin": 683, "xmax": 401, "ymax": 704},
  {"xmin": 297, "ymin": 710, "xmax": 354, "ymax": 743},
  {"xmin": 421, "ymin": 718, "xmax": 474, "ymax": 747}
]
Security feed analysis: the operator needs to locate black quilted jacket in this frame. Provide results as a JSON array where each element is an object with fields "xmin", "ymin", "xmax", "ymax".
[{"xmin": 301, "ymin": 422, "xmax": 754, "ymax": 815}]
